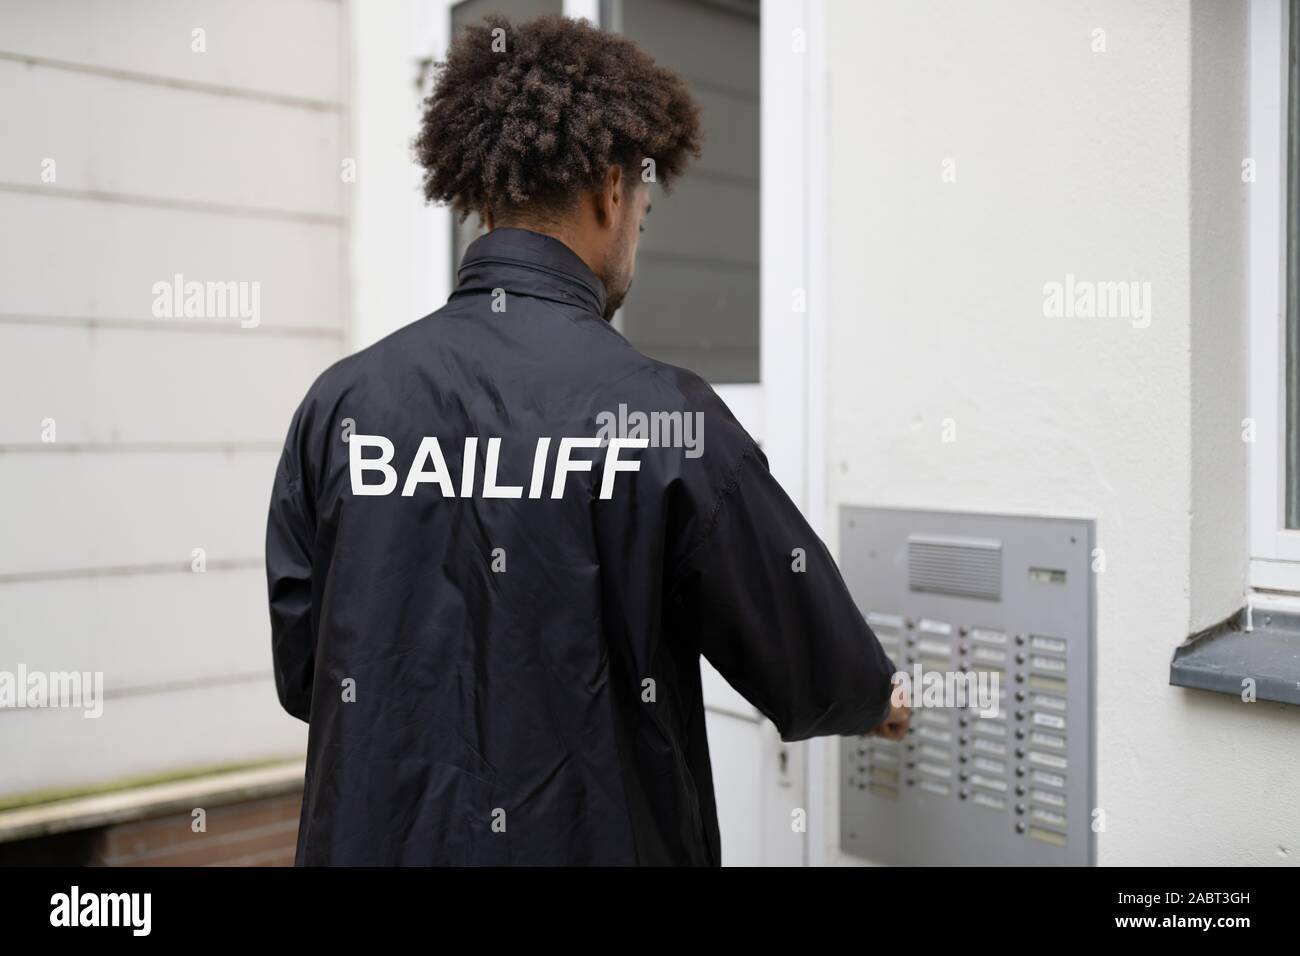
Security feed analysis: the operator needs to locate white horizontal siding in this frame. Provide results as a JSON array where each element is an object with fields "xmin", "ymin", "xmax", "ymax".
[
  {"xmin": 0, "ymin": 0, "xmax": 343, "ymax": 105},
  {"xmin": 2, "ymin": 568, "xmax": 275, "ymax": 689},
  {"xmin": 0, "ymin": 0, "xmax": 346, "ymax": 799},
  {"xmin": 0, "ymin": 324, "xmax": 341, "ymax": 445},
  {"xmin": 0, "ymin": 59, "xmax": 344, "ymax": 218},
  {"xmin": 0, "ymin": 193, "xmax": 345, "ymax": 330},
  {"xmin": 0, "ymin": 682, "xmax": 307, "ymax": 798},
  {"xmin": 0, "ymin": 452, "xmax": 276, "ymax": 579}
]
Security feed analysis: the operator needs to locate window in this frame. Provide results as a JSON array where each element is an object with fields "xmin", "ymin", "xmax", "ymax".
[
  {"xmin": 447, "ymin": 0, "xmax": 761, "ymax": 385},
  {"xmin": 605, "ymin": 0, "xmax": 761, "ymax": 383},
  {"xmin": 448, "ymin": 0, "xmax": 565, "ymax": 280},
  {"xmin": 1250, "ymin": 0, "xmax": 1300, "ymax": 589},
  {"xmin": 1286, "ymin": 0, "xmax": 1300, "ymax": 527}
]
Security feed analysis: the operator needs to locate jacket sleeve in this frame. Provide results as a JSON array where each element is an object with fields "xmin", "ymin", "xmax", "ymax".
[
  {"xmin": 669, "ymin": 445, "xmax": 898, "ymax": 743},
  {"xmin": 266, "ymin": 420, "xmax": 316, "ymax": 723}
]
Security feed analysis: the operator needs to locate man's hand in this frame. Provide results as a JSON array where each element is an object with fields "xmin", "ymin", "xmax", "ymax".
[{"xmin": 868, "ymin": 701, "xmax": 911, "ymax": 742}]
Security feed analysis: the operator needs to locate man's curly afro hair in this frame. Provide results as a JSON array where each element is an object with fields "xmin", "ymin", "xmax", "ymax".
[{"xmin": 414, "ymin": 14, "xmax": 703, "ymax": 221}]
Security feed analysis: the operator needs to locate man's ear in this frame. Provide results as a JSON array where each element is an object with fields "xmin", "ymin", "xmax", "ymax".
[{"xmin": 594, "ymin": 165, "xmax": 624, "ymax": 228}]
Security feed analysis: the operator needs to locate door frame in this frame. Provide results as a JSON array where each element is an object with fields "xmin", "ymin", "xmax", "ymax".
[{"xmin": 755, "ymin": 0, "xmax": 831, "ymax": 869}]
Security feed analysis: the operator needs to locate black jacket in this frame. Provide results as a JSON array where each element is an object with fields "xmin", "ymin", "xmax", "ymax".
[{"xmin": 266, "ymin": 227, "xmax": 896, "ymax": 865}]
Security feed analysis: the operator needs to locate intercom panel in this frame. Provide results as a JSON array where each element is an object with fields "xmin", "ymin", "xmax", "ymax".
[{"xmin": 838, "ymin": 507, "xmax": 1095, "ymax": 866}]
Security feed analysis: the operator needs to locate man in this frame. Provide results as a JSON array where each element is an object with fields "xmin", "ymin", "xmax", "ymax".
[{"xmin": 266, "ymin": 13, "xmax": 908, "ymax": 867}]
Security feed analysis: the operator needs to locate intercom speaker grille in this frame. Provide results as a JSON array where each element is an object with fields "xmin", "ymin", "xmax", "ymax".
[{"xmin": 907, "ymin": 533, "xmax": 1002, "ymax": 600}]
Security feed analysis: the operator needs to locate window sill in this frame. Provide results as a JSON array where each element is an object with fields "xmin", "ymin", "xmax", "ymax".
[{"xmin": 1169, "ymin": 607, "xmax": 1300, "ymax": 705}]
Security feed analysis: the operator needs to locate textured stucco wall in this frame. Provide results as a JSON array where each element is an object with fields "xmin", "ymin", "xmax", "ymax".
[{"xmin": 823, "ymin": 0, "xmax": 1295, "ymax": 865}]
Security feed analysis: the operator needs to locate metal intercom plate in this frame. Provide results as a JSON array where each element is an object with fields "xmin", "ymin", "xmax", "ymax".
[{"xmin": 838, "ymin": 507, "xmax": 1095, "ymax": 865}]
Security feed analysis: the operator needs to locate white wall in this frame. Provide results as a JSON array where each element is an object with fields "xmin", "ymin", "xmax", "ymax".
[
  {"xmin": 822, "ymin": 0, "xmax": 1296, "ymax": 865},
  {"xmin": 0, "ymin": 0, "xmax": 349, "ymax": 798}
]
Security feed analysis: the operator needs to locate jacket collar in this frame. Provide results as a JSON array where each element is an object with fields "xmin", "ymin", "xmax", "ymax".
[{"xmin": 454, "ymin": 227, "xmax": 608, "ymax": 319}]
